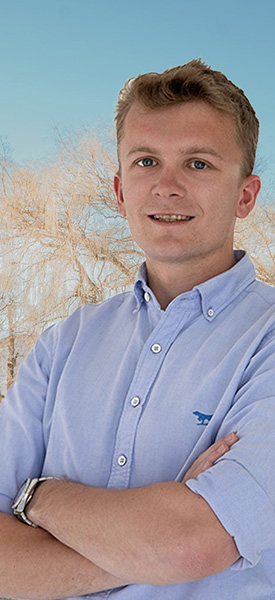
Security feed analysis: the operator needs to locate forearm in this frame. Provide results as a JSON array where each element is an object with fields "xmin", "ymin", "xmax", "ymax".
[
  {"xmin": 30, "ymin": 480, "xmax": 181, "ymax": 584},
  {"xmin": 0, "ymin": 512, "xmax": 127, "ymax": 600},
  {"xmin": 27, "ymin": 478, "xmax": 239, "ymax": 585}
]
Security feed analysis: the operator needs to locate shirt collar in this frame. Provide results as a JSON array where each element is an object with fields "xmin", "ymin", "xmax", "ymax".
[
  {"xmin": 194, "ymin": 250, "xmax": 256, "ymax": 320},
  {"xmin": 133, "ymin": 251, "xmax": 256, "ymax": 319},
  {"xmin": 133, "ymin": 262, "xmax": 153, "ymax": 313}
]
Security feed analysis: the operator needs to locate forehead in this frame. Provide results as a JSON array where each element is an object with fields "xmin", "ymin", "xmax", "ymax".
[{"xmin": 120, "ymin": 101, "xmax": 240, "ymax": 158}]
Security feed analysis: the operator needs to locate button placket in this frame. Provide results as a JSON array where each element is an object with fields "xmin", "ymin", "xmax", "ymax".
[{"xmin": 108, "ymin": 304, "xmax": 194, "ymax": 489}]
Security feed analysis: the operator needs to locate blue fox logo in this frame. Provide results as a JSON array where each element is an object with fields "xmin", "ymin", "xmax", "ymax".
[{"xmin": 193, "ymin": 411, "xmax": 213, "ymax": 426}]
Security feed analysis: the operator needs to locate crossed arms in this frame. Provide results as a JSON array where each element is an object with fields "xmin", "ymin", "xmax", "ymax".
[{"xmin": 0, "ymin": 434, "xmax": 239, "ymax": 600}]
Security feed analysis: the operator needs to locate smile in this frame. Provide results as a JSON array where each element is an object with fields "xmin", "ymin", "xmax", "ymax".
[{"xmin": 150, "ymin": 214, "xmax": 194, "ymax": 222}]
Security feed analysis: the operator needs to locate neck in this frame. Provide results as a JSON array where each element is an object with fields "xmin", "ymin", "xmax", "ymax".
[{"xmin": 146, "ymin": 253, "xmax": 236, "ymax": 310}]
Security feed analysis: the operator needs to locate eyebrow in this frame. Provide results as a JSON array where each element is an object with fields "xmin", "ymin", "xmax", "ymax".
[
  {"xmin": 127, "ymin": 145, "xmax": 224, "ymax": 161},
  {"xmin": 127, "ymin": 146, "xmax": 158, "ymax": 157},
  {"xmin": 183, "ymin": 146, "xmax": 224, "ymax": 161}
]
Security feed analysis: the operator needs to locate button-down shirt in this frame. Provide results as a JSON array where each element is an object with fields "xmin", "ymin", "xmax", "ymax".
[{"xmin": 1, "ymin": 251, "xmax": 275, "ymax": 599}]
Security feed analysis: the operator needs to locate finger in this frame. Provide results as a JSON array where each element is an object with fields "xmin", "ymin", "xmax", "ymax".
[
  {"xmin": 210, "ymin": 432, "xmax": 238, "ymax": 452},
  {"xmin": 223, "ymin": 432, "xmax": 238, "ymax": 445},
  {"xmin": 184, "ymin": 458, "xmax": 214, "ymax": 481},
  {"xmin": 188, "ymin": 445, "xmax": 228, "ymax": 476},
  {"xmin": 199, "ymin": 435, "xmax": 238, "ymax": 465},
  {"xmin": 182, "ymin": 433, "xmax": 238, "ymax": 482},
  {"xmin": 203, "ymin": 443, "xmax": 231, "ymax": 464},
  {"xmin": 202, "ymin": 433, "xmax": 238, "ymax": 459}
]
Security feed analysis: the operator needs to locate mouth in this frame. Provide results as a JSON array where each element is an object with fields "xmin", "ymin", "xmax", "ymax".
[{"xmin": 149, "ymin": 214, "xmax": 194, "ymax": 222}]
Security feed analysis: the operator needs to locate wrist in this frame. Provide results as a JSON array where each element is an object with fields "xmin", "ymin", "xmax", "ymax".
[{"xmin": 27, "ymin": 477, "xmax": 61, "ymax": 527}]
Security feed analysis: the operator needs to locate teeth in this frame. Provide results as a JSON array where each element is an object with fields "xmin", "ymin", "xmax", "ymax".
[{"xmin": 152, "ymin": 214, "xmax": 192, "ymax": 222}]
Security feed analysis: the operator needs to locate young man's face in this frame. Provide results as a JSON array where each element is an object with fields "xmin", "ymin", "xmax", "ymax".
[{"xmin": 114, "ymin": 101, "xmax": 260, "ymax": 279}]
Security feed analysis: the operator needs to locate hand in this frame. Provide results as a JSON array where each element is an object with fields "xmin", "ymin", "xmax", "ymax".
[{"xmin": 182, "ymin": 432, "xmax": 238, "ymax": 483}]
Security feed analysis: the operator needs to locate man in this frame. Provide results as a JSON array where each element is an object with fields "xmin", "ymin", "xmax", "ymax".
[{"xmin": 0, "ymin": 59, "xmax": 274, "ymax": 599}]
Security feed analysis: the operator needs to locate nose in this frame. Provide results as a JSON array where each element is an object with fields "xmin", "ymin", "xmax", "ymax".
[{"xmin": 151, "ymin": 167, "xmax": 185, "ymax": 200}]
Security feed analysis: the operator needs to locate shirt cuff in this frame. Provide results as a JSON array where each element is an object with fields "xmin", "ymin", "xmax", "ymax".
[{"xmin": 186, "ymin": 458, "xmax": 275, "ymax": 570}]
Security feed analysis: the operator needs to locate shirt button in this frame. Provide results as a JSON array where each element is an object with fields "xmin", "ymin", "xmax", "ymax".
[
  {"xmin": 131, "ymin": 396, "xmax": 140, "ymax": 407},
  {"xmin": 151, "ymin": 343, "xmax": 162, "ymax": 354},
  {"xmin": 207, "ymin": 308, "xmax": 214, "ymax": 318},
  {"xmin": 144, "ymin": 292, "xmax": 151, "ymax": 302},
  {"xmin": 118, "ymin": 455, "xmax": 127, "ymax": 467}
]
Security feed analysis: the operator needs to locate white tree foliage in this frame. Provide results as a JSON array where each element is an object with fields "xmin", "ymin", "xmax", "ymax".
[{"xmin": 0, "ymin": 131, "xmax": 142, "ymax": 392}]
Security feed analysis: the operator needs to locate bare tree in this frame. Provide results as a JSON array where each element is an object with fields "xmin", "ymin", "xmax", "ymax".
[
  {"xmin": 0, "ymin": 130, "xmax": 142, "ymax": 391},
  {"xmin": 234, "ymin": 201, "xmax": 275, "ymax": 286}
]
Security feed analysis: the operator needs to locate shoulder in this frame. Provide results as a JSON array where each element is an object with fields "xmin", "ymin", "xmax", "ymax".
[
  {"xmin": 41, "ymin": 290, "xmax": 136, "ymax": 349},
  {"xmin": 244, "ymin": 279, "xmax": 275, "ymax": 335},
  {"xmin": 249, "ymin": 278, "xmax": 275, "ymax": 306},
  {"xmin": 13, "ymin": 290, "xmax": 136, "ymax": 388},
  {"xmin": 63, "ymin": 289, "xmax": 135, "ymax": 327}
]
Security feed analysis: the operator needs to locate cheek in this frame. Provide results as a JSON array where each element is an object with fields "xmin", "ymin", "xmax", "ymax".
[
  {"xmin": 120, "ymin": 185, "xmax": 142, "ymax": 218},
  {"xmin": 210, "ymin": 202, "xmax": 239, "ymax": 237}
]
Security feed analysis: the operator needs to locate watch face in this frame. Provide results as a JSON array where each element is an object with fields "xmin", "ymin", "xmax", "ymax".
[{"xmin": 12, "ymin": 478, "xmax": 35, "ymax": 513}]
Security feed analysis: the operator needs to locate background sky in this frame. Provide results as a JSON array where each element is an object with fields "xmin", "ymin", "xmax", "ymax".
[{"xmin": 0, "ymin": 0, "xmax": 275, "ymax": 195}]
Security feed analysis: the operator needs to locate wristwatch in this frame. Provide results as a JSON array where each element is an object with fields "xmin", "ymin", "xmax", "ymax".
[{"xmin": 12, "ymin": 477, "xmax": 54, "ymax": 527}]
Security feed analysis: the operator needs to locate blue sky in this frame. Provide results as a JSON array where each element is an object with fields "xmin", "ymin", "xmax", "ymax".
[{"xmin": 1, "ymin": 0, "xmax": 275, "ymax": 193}]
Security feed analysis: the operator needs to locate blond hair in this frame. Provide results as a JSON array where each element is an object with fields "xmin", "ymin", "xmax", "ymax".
[{"xmin": 115, "ymin": 59, "xmax": 259, "ymax": 176}]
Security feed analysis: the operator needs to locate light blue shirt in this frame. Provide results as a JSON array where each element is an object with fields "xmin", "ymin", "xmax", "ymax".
[{"xmin": 1, "ymin": 251, "xmax": 275, "ymax": 600}]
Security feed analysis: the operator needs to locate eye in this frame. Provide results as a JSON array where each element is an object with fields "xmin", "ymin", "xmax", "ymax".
[
  {"xmin": 136, "ymin": 157, "xmax": 157, "ymax": 168},
  {"xmin": 189, "ymin": 160, "xmax": 208, "ymax": 170}
]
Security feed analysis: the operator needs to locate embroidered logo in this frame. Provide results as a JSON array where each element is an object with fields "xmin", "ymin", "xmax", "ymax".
[{"xmin": 193, "ymin": 411, "xmax": 213, "ymax": 426}]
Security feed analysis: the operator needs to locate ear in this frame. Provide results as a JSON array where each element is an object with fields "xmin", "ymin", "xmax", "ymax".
[
  {"xmin": 235, "ymin": 174, "xmax": 261, "ymax": 219},
  {"xmin": 114, "ymin": 172, "xmax": 127, "ymax": 218}
]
